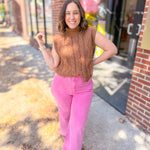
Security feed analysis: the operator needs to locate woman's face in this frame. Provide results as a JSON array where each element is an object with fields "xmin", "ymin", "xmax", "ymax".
[{"xmin": 65, "ymin": 2, "xmax": 81, "ymax": 29}]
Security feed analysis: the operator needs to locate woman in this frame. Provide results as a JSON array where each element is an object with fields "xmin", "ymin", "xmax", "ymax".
[{"xmin": 36, "ymin": 0, "xmax": 117, "ymax": 150}]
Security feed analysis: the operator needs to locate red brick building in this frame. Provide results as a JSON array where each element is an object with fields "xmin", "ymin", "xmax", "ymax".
[
  {"xmin": 3, "ymin": 0, "xmax": 150, "ymax": 133},
  {"xmin": 126, "ymin": 0, "xmax": 150, "ymax": 133}
]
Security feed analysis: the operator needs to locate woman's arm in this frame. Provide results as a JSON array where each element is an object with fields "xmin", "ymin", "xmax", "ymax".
[
  {"xmin": 40, "ymin": 44, "xmax": 60, "ymax": 69},
  {"xmin": 93, "ymin": 31, "xmax": 118, "ymax": 66},
  {"xmin": 36, "ymin": 33, "xmax": 60, "ymax": 69}
]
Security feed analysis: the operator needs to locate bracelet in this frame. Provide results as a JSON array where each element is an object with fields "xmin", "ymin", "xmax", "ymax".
[{"xmin": 39, "ymin": 45, "xmax": 46, "ymax": 51}]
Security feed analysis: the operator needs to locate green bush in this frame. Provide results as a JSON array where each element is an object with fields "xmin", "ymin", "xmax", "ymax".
[{"xmin": 0, "ymin": 4, "xmax": 6, "ymax": 21}]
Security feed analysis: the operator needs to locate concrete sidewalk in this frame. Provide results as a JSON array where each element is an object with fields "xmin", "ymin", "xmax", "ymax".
[{"xmin": 0, "ymin": 24, "xmax": 150, "ymax": 150}]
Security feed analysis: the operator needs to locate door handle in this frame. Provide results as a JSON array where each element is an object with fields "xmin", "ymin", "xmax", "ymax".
[
  {"xmin": 136, "ymin": 24, "xmax": 141, "ymax": 36},
  {"xmin": 127, "ymin": 23, "xmax": 133, "ymax": 35}
]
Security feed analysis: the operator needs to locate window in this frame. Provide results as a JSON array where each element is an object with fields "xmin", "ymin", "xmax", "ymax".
[{"xmin": 25, "ymin": 0, "xmax": 53, "ymax": 46}]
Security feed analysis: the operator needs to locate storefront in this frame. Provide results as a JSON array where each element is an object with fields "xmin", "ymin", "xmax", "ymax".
[{"xmin": 106, "ymin": 0, "xmax": 145, "ymax": 67}]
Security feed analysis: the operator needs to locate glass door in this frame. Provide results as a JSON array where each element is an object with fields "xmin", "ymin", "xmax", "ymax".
[
  {"xmin": 106, "ymin": 0, "xmax": 145, "ymax": 68},
  {"xmin": 127, "ymin": 0, "xmax": 146, "ymax": 68}
]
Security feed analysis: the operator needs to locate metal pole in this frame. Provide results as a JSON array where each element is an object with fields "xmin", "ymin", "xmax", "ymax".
[
  {"xmin": 35, "ymin": 0, "xmax": 39, "ymax": 33},
  {"xmin": 42, "ymin": 0, "xmax": 47, "ymax": 44},
  {"xmin": 28, "ymin": 0, "xmax": 33, "ymax": 37}
]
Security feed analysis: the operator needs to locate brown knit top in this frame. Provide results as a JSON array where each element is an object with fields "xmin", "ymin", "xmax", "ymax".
[{"xmin": 53, "ymin": 26, "xmax": 97, "ymax": 82}]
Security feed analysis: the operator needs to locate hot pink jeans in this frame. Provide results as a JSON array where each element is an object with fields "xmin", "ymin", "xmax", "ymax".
[{"xmin": 51, "ymin": 74, "xmax": 93, "ymax": 150}]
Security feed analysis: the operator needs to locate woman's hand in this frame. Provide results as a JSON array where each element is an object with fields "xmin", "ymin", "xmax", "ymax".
[
  {"xmin": 35, "ymin": 32, "xmax": 45, "ymax": 47},
  {"xmin": 35, "ymin": 33, "xmax": 60, "ymax": 69}
]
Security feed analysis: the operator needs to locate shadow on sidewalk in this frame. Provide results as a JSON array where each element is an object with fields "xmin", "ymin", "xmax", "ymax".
[
  {"xmin": 0, "ymin": 24, "xmax": 55, "ymax": 93},
  {"xmin": 0, "ymin": 115, "xmax": 64, "ymax": 150},
  {"xmin": 0, "ymin": 44, "xmax": 55, "ymax": 93}
]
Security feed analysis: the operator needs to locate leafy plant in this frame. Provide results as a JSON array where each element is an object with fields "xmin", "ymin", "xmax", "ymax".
[{"xmin": 0, "ymin": 4, "xmax": 6, "ymax": 14}]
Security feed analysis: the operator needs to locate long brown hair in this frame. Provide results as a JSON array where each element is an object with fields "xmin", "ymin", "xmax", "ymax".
[{"xmin": 58, "ymin": 0, "xmax": 88, "ymax": 33}]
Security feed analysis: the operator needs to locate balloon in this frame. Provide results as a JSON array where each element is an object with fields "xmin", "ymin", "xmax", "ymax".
[{"xmin": 80, "ymin": 0, "xmax": 100, "ymax": 14}]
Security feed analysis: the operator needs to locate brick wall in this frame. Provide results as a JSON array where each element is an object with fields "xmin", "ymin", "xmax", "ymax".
[
  {"xmin": 4, "ymin": 0, "xmax": 28, "ymax": 39},
  {"xmin": 51, "ymin": 0, "xmax": 66, "ymax": 35},
  {"xmin": 126, "ymin": 0, "xmax": 150, "ymax": 133},
  {"xmin": 4, "ymin": 0, "xmax": 22, "ymax": 33},
  {"xmin": 19, "ymin": 0, "xmax": 28, "ymax": 40},
  {"xmin": 12, "ymin": 0, "xmax": 22, "ymax": 35}
]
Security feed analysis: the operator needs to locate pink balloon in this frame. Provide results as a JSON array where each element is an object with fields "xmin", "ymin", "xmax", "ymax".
[{"xmin": 80, "ymin": 0, "xmax": 100, "ymax": 14}]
